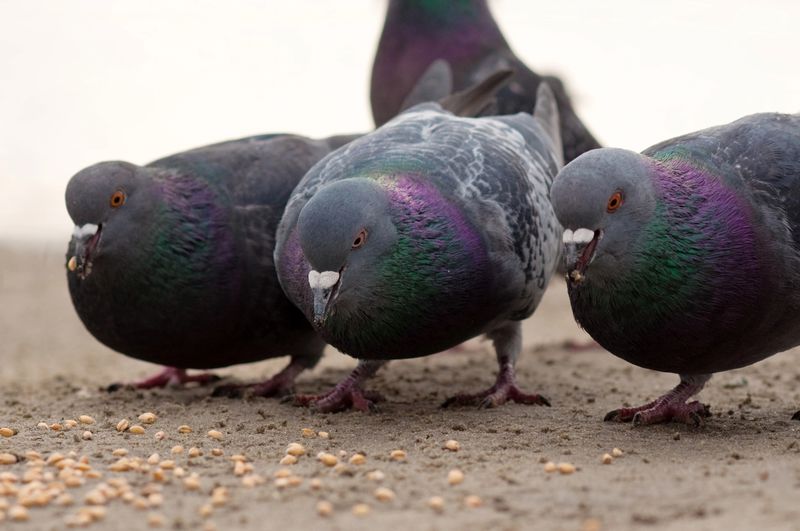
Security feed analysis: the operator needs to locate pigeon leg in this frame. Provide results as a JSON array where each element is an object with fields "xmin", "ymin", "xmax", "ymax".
[
  {"xmin": 213, "ymin": 357, "xmax": 311, "ymax": 398},
  {"xmin": 293, "ymin": 360, "xmax": 386, "ymax": 413},
  {"xmin": 108, "ymin": 367, "xmax": 221, "ymax": 391},
  {"xmin": 442, "ymin": 322, "xmax": 550, "ymax": 408},
  {"xmin": 604, "ymin": 374, "xmax": 712, "ymax": 427}
]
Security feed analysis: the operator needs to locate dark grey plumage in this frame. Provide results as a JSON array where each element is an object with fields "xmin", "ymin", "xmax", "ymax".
[
  {"xmin": 274, "ymin": 84, "xmax": 563, "ymax": 412},
  {"xmin": 65, "ymin": 133, "xmax": 356, "ymax": 393},
  {"xmin": 551, "ymin": 112, "xmax": 800, "ymax": 425}
]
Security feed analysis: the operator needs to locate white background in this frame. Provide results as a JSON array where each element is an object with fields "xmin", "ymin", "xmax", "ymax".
[{"xmin": 2, "ymin": 0, "xmax": 798, "ymax": 244}]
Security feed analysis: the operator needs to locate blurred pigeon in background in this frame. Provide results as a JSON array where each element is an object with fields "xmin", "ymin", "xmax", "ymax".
[
  {"xmin": 371, "ymin": 0, "xmax": 600, "ymax": 163},
  {"xmin": 551, "ymin": 112, "xmax": 800, "ymax": 426},
  {"xmin": 274, "ymin": 78, "xmax": 563, "ymax": 412}
]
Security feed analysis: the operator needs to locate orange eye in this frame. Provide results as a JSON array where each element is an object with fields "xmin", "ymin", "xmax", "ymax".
[
  {"xmin": 352, "ymin": 229, "xmax": 367, "ymax": 249},
  {"xmin": 606, "ymin": 191, "xmax": 623, "ymax": 213},
  {"xmin": 110, "ymin": 190, "xmax": 126, "ymax": 208}
]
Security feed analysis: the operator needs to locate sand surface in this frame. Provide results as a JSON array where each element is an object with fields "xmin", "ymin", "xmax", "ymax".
[{"xmin": 1, "ymin": 244, "xmax": 799, "ymax": 530}]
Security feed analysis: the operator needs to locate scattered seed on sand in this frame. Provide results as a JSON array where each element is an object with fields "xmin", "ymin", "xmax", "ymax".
[
  {"xmin": 428, "ymin": 496, "xmax": 445, "ymax": 512},
  {"xmin": 154, "ymin": 431, "xmax": 166, "ymax": 441},
  {"xmin": 211, "ymin": 448, "xmax": 223, "ymax": 457},
  {"xmin": 612, "ymin": 448, "xmax": 624, "ymax": 458},
  {"xmin": 274, "ymin": 469, "xmax": 292, "ymax": 479},
  {"xmin": 116, "ymin": 419, "xmax": 130, "ymax": 432},
  {"xmin": 349, "ymin": 453, "xmax": 366, "ymax": 465},
  {"xmin": 129, "ymin": 425, "xmax": 146, "ymax": 435},
  {"xmin": 148, "ymin": 493, "xmax": 164, "ymax": 507},
  {"xmin": 464, "ymin": 495, "xmax": 482, "ymax": 508},
  {"xmin": 64, "ymin": 419, "xmax": 78, "ymax": 429},
  {"xmin": 558, "ymin": 462, "xmax": 576, "ymax": 475},
  {"xmin": 112, "ymin": 448, "xmax": 128, "ymax": 457},
  {"xmin": 582, "ymin": 518, "xmax": 602, "ymax": 531},
  {"xmin": 444, "ymin": 440, "xmax": 460, "ymax": 452},
  {"xmin": 317, "ymin": 500, "xmax": 333, "ymax": 517},
  {"xmin": 211, "ymin": 487, "xmax": 228, "ymax": 507},
  {"xmin": 184, "ymin": 474, "xmax": 201, "ymax": 490},
  {"xmin": 286, "ymin": 443, "xmax": 306, "ymax": 456},
  {"xmin": 318, "ymin": 453, "xmax": 338, "ymax": 467},
  {"xmin": 138, "ymin": 412, "xmax": 157, "ymax": 424},
  {"xmin": 318, "ymin": 431, "xmax": 330, "ymax": 439},
  {"xmin": 188, "ymin": 447, "xmax": 202, "ymax": 458},
  {"xmin": 147, "ymin": 454, "xmax": 160, "ymax": 465},
  {"xmin": 9, "ymin": 505, "xmax": 29, "ymax": 521},
  {"xmin": 78, "ymin": 415, "xmax": 95, "ymax": 425},
  {"xmin": 173, "ymin": 467, "xmax": 186, "ymax": 478},
  {"xmin": 374, "ymin": 487, "xmax": 395, "ymax": 502},
  {"xmin": 159, "ymin": 460, "xmax": 175, "ymax": 470},
  {"xmin": 147, "ymin": 513, "xmax": 164, "ymax": 527},
  {"xmin": 82, "ymin": 431, "xmax": 93, "ymax": 441},
  {"xmin": 207, "ymin": 430, "xmax": 223, "ymax": 440},
  {"xmin": 56, "ymin": 493, "xmax": 74, "ymax": 506},
  {"xmin": 230, "ymin": 454, "xmax": 247, "ymax": 462},
  {"xmin": 50, "ymin": 423, "xmax": 63, "ymax": 431},
  {"xmin": 178, "ymin": 425, "xmax": 192, "ymax": 434},
  {"xmin": 0, "ymin": 454, "xmax": 18, "ymax": 465},
  {"xmin": 366, "ymin": 470, "xmax": 385, "ymax": 482},
  {"xmin": 352, "ymin": 503, "xmax": 370, "ymax": 516},
  {"xmin": 543, "ymin": 462, "xmax": 557, "ymax": 473},
  {"xmin": 0, "ymin": 428, "xmax": 16, "ymax": 437},
  {"xmin": 37, "ymin": 422, "xmax": 48, "ymax": 430},
  {"xmin": 170, "ymin": 445, "xmax": 184, "ymax": 455},
  {"xmin": 602, "ymin": 454, "xmax": 613, "ymax": 464},
  {"xmin": 301, "ymin": 428, "xmax": 316, "ymax": 438},
  {"xmin": 309, "ymin": 478, "xmax": 323, "ymax": 490},
  {"xmin": 199, "ymin": 504, "xmax": 213, "ymax": 518},
  {"xmin": 448, "ymin": 469, "xmax": 464, "ymax": 485},
  {"xmin": 280, "ymin": 455, "xmax": 298, "ymax": 466},
  {"xmin": 390, "ymin": 450, "xmax": 407, "ymax": 461}
]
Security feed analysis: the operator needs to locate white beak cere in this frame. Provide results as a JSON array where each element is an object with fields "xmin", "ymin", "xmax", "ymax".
[
  {"xmin": 308, "ymin": 270, "xmax": 340, "ymax": 290},
  {"xmin": 72, "ymin": 223, "xmax": 99, "ymax": 239},
  {"xmin": 562, "ymin": 228, "xmax": 595, "ymax": 244}
]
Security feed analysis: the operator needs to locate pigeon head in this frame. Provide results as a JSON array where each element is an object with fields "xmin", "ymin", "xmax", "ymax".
[
  {"xmin": 550, "ymin": 148, "xmax": 658, "ymax": 287},
  {"xmin": 296, "ymin": 178, "xmax": 398, "ymax": 325},
  {"xmin": 65, "ymin": 161, "xmax": 158, "ymax": 280}
]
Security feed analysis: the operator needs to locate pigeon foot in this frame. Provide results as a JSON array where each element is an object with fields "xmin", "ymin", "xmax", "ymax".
[
  {"xmin": 212, "ymin": 359, "xmax": 305, "ymax": 398},
  {"xmin": 605, "ymin": 400, "xmax": 710, "ymax": 427},
  {"xmin": 291, "ymin": 360, "xmax": 386, "ymax": 413},
  {"xmin": 108, "ymin": 367, "xmax": 221, "ymax": 392},
  {"xmin": 441, "ymin": 365, "xmax": 550, "ymax": 408},
  {"xmin": 293, "ymin": 385, "xmax": 384, "ymax": 413}
]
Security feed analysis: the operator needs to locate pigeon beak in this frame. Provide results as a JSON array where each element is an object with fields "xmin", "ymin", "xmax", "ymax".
[
  {"xmin": 308, "ymin": 270, "xmax": 341, "ymax": 326},
  {"xmin": 562, "ymin": 228, "xmax": 600, "ymax": 285},
  {"xmin": 69, "ymin": 223, "xmax": 102, "ymax": 280}
]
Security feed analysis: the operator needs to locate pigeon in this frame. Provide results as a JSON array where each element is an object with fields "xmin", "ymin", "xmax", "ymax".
[
  {"xmin": 274, "ymin": 80, "xmax": 564, "ymax": 412},
  {"xmin": 65, "ymin": 132, "xmax": 358, "ymax": 395},
  {"xmin": 550, "ymin": 112, "xmax": 800, "ymax": 426},
  {"xmin": 370, "ymin": 0, "xmax": 600, "ymax": 163}
]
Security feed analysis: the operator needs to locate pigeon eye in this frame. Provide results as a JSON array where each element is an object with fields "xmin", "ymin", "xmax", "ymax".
[
  {"xmin": 110, "ymin": 190, "xmax": 126, "ymax": 208},
  {"xmin": 606, "ymin": 191, "xmax": 623, "ymax": 213},
  {"xmin": 352, "ymin": 229, "xmax": 367, "ymax": 249}
]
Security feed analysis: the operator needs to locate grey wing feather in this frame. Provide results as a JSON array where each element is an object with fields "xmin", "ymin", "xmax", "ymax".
[{"xmin": 282, "ymin": 108, "xmax": 562, "ymax": 318}]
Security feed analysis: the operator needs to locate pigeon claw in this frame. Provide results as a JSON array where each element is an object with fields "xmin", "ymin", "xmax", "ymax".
[
  {"xmin": 292, "ymin": 387, "xmax": 384, "ymax": 414},
  {"xmin": 108, "ymin": 367, "xmax": 221, "ymax": 391},
  {"xmin": 606, "ymin": 400, "xmax": 710, "ymax": 427},
  {"xmin": 443, "ymin": 383, "xmax": 550, "ymax": 409}
]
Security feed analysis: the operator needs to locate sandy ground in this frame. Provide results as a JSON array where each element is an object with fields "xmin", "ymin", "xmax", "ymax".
[{"xmin": 1, "ymin": 243, "xmax": 799, "ymax": 531}]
